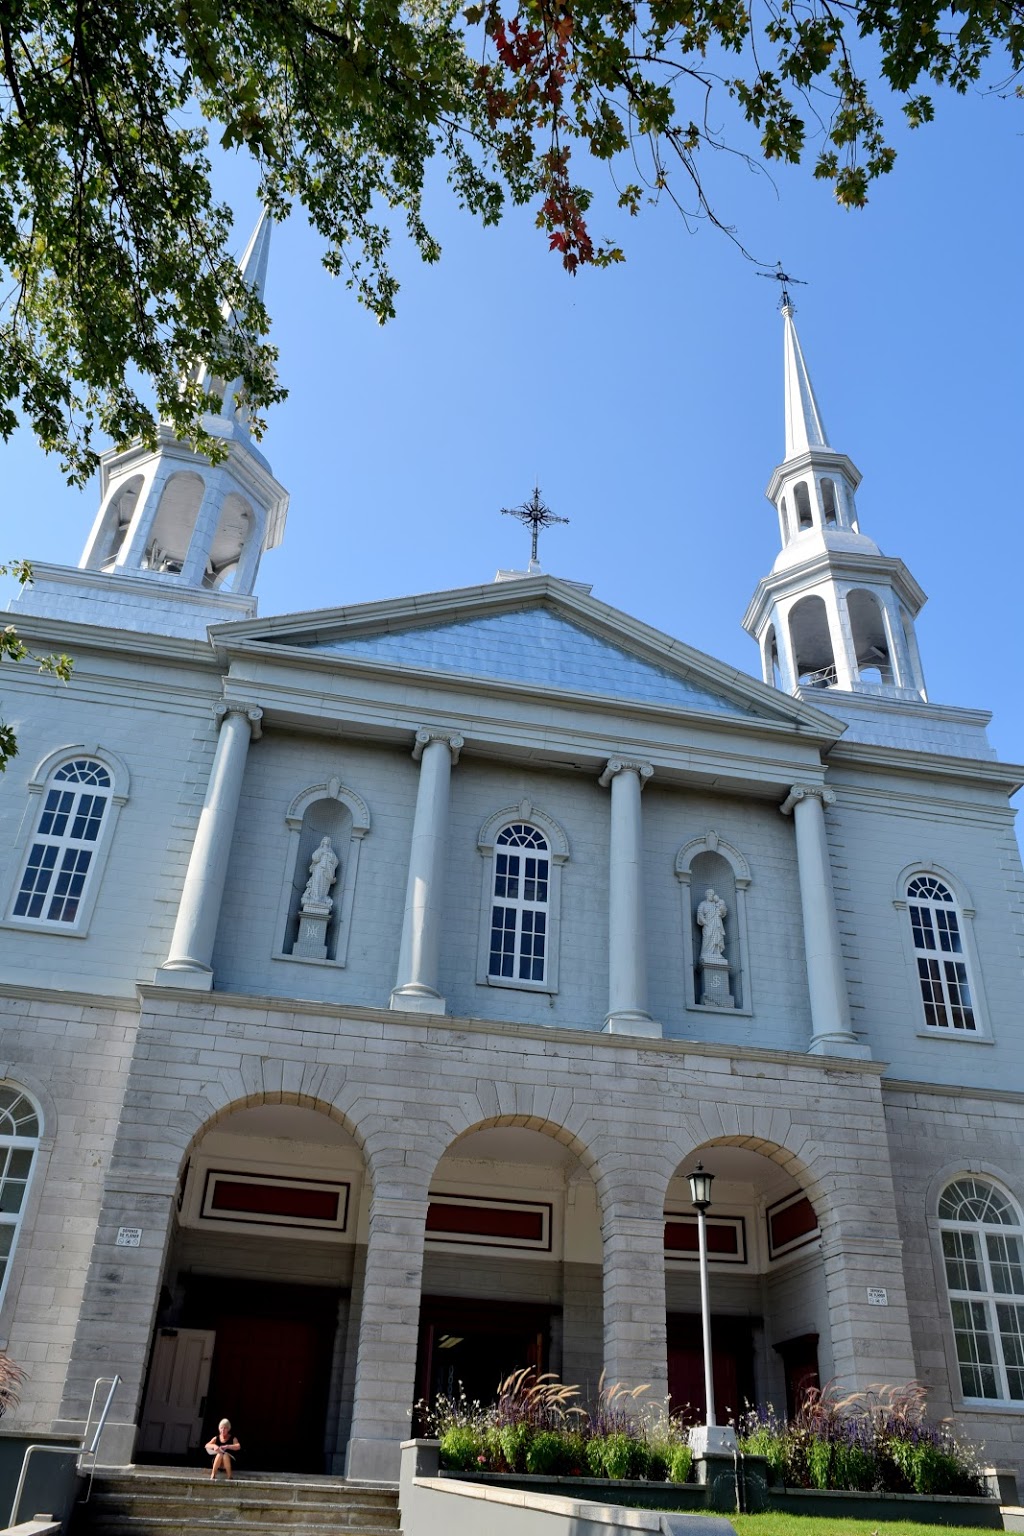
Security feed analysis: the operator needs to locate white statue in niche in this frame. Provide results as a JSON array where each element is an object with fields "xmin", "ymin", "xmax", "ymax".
[
  {"xmin": 696, "ymin": 887, "xmax": 728, "ymax": 963},
  {"xmin": 301, "ymin": 836, "xmax": 339, "ymax": 911}
]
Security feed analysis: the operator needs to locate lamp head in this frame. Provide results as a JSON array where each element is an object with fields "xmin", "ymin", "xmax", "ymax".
[{"xmin": 688, "ymin": 1160, "xmax": 714, "ymax": 1211}]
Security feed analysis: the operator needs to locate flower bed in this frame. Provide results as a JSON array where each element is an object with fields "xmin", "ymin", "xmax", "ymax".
[
  {"xmin": 419, "ymin": 1367, "xmax": 694, "ymax": 1484},
  {"xmin": 421, "ymin": 1373, "xmax": 988, "ymax": 1507},
  {"xmin": 737, "ymin": 1384, "xmax": 985, "ymax": 1497}
]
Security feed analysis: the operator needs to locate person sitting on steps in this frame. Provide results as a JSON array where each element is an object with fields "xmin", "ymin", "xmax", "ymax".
[{"xmin": 206, "ymin": 1418, "xmax": 240, "ymax": 1481}]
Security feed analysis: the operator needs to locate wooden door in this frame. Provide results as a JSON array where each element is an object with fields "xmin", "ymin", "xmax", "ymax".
[
  {"xmin": 667, "ymin": 1314, "xmax": 756, "ymax": 1424},
  {"xmin": 415, "ymin": 1296, "xmax": 550, "ymax": 1425},
  {"xmin": 205, "ymin": 1315, "xmax": 331, "ymax": 1472},
  {"xmin": 138, "ymin": 1328, "xmax": 215, "ymax": 1456}
]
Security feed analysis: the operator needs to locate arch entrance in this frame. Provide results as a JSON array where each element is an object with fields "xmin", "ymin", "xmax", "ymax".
[
  {"xmin": 415, "ymin": 1124, "xmax": 602, "ymax": 1417},
  {"xmin": 666, "ymin": 1145, "xmax": 827, "ymax": 1423},
  {"xmin": 138, "ymin": 1102, "xmax": 365, "ymax": 1473}
]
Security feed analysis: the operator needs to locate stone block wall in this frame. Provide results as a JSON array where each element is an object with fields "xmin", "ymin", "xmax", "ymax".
[
  {"xmin": 884, "ymin": 1082, "xmax": 1024, "ymax": 1472},
  {"xmin": 0, "ymin": 993, "xmax": 140, "ymax": 1433}
]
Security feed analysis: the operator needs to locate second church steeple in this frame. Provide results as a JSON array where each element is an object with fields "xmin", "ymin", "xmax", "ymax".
[{"xmin": 744, "ymin": 299, "xmax": 928, "ymax": 701}]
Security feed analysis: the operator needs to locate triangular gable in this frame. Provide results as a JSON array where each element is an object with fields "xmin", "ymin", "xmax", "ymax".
[{"xmin": 285, "ymin": 606, "xmax": 758, "ymax": 717}]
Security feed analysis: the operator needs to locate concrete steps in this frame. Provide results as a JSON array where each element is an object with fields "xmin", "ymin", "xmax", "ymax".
[{"xmin": 72, "ymin": 1471, "xmax": 402, "ymax": 1536}]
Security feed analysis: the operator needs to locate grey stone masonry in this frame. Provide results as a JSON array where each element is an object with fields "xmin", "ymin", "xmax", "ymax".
[{"xmin": 55, "ymin": 987, "xmax": 916, "ymax": 1476}]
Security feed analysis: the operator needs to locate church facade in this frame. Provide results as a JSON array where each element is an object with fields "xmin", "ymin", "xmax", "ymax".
[{"xmin": 1, "ymin": 228, "xmax": 1023, "ymax": 1483}]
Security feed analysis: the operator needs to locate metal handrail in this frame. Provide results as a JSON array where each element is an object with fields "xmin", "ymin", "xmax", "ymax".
[{"xmin": 9, "ymin": 1374, "xmax": 121, "ymax": 1527}]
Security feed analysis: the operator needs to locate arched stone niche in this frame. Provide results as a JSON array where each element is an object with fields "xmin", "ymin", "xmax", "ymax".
[
  {"xmin": 675, "ymin": 832, "xmax": 752, "ymax": 1014},
  {"xmin": 273, "ymin": 779, "xmax": 370, "ymax": 967}
]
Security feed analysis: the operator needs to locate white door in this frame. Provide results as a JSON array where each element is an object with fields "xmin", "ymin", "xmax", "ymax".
[{"xmin": 138, "ymin": 1328, "xmax": 216, "ymax": 1456}]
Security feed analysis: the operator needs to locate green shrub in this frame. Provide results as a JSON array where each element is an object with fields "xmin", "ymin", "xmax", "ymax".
[
  {"xmin": 831, "ymin": 1442, "xmax": 875, "ymax": 1491},
  {"xmin": 585, "ymin": 1431, "xmax": 651, "ymax": 1480},
  {"xmin": 667, "ymin": 1444, "xmax": 693, "ymax": 1484},
  {"xmin": 647, "ymin": 1448, "xmax": 668, "ymax": 1482},
  {"xmin": 439, "ymin": 1425, "xmax": 484, "ymax": 1470},
  {"xmin": 807, "ymin": 1438, "xmax": 832, "ymax": 1490},
  {"xmin": 526, "ymin": 1430, "xmax": 568, "ymax": 1475},
  {"xmin": 738, "ymin": 1425, "xmax": 789, "ymax": 1483},
  {"xmin": 496, "ymin": 1421, "xmax": 533, "ymax": 1472}
]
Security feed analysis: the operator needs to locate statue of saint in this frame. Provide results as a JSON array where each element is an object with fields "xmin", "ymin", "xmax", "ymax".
[
  {"xmin": 696, "ymin": 887, "xmax": 727, "ymax": 964},
  {"xmin": 302, "ymin": 836, "xmax": 339, "ymax": 909}
]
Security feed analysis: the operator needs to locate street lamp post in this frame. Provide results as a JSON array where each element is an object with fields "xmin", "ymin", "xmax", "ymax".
[
  {"xmin": 688, "ymin": 1161, "xmax": 717, "ymax": 1428},
  {"xmin": 687, "ymin": 1160, "xmax": 736, "ymax": 1458}
]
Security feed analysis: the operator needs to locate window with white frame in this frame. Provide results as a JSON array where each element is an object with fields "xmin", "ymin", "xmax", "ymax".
[
  {"xmin": 0, "ymin": 1086, "xmax": 41, "ymax": 1308},
  {"xmin": 939, "ymin": 1176, "xmax": 1024, "ymax": 1402},
  {"xmin": 12, "ymin": 758, "xmax": 114, "ymax": 925},
  {"xmin": 489, "ymin": 823, "xmax": 550, "ymax": 984},
  {"xmin": 906, "ymin": 875, "xmax": 975, "ymax": 1031}
]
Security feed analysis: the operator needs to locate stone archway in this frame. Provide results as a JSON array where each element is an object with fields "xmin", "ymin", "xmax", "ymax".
[
  {"xmin": 415, "ymin": 1122, "xmax": 604, "ymax": 1419},
  {"xmin": 137, "ymin": 1100, "xmax": 366, "ymax": 1474},
  {"xmin": 665, "ymin": 1143, "xmax": 829, "ymax": 1423}
]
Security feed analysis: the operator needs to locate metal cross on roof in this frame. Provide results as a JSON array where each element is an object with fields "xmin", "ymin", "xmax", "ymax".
[
  {"xmin": 758, "ymin": 261, "xmax": 808, "ymax": 310},
  {"xmin": 501, "ymin": 486, "xmax": 569, "ymax": 568}
]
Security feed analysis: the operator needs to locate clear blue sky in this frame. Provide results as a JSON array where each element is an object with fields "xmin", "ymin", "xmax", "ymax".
[{"xmin": 2, "ymin": 74, "xmax": 1022, "ymax": 768}]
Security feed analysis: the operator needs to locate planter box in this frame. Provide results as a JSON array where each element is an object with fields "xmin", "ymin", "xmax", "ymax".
[
  {"xmin": 769, "ymin": 1485, "xmax": 1004, "ymax": 1527},
  {"xmin": 440, "ymin": 1471, "xmax": 706, "ymax": 1512},
  {"xmin": 441, "ymin": 1468, "xmax": 1004, "ymax": 1527}
]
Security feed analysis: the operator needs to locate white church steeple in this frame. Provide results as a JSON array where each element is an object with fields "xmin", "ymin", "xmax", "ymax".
[
  {"xmin": 743, "ymin": 300, "xmax": 928, "ymax": 701},
  {"xmin": 75, "ymin": 211, "xmax": 288, "ymax": 607}
]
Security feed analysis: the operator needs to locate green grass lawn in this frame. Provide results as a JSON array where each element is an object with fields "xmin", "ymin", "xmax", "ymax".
[{"xmin": 729, "ymin": 1517, "xmax": 997, "ymax": 1536}]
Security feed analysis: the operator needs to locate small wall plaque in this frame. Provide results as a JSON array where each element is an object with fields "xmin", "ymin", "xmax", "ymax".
[
  {"xmin": 867, "ymin": 1287, "xmax": 888, "ymax": 1306},
  {"xmin": 116, "ymin": 1227, "xmax": 143, "ymax": 1248}
]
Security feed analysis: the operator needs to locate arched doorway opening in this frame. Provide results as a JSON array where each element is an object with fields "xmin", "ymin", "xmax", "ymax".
[
  {"xmin": 415, "ymin": 1124, "xmax": 601, "ymax": 1419},
  {"xmin": 138, "ymin": 1102, "xmax": 364, "ymax": 1473},
  {"xmin": 666, "ymin": 1146, "xmax": 828, "ymax": 1423}
]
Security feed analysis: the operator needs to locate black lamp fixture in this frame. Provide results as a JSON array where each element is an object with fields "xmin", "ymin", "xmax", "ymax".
[{"xmin": 688, "ymin": 1161, "xmax": 715, "ymax": 1212}]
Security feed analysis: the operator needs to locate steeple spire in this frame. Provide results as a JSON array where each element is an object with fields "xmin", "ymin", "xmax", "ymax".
[
  {"xmin": 67, "ymin": 208, "xmax": 288, "ymax": 626},
  {"xmin": 783, "ymin": 303, "xmax": 830, "ymax": 457},
  {"xmin": 237, "ymin": 207, "xmax": 272, "ymax": 304},
  {"xmin": 191, "ymin": 210, "xmax": 274, "ymax": 430},
  {"xmin": 743, "ymin": 300, "xmax": 928, "ymax": 702}
]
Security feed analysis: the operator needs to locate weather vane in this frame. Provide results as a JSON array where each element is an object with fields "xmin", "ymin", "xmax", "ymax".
[
  {"xmin": 501, "ymin": 485, "xmax": 569, "ymax": 568},
  {"xmin": 758, "ymin": 261, "xmax": 808, "ymax": 309}
]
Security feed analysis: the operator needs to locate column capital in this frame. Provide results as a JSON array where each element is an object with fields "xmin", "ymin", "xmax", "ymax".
[
  {"xmin": 215, "ymin": 702, "xmax": 264, "ymax": 741},
  {"xmin": 599, "ymin": 757, "xmax": 654, "ymax": 789},
  {"xmin": 412, "ymin": 727, "xmax": 464, "ymax": 765},
  {"xmin": 780, "ymin": 783, "xmax": 836, "ymax": 816}
]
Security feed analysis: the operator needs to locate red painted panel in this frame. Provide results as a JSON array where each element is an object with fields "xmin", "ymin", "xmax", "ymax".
[
  {"xmin": 664, "ymin": 1220, "xmax": 739, "ymax": 1255},
  {"xmin": 211, "ymin": 1180, "xmax": 339, "ymax": 1222},
  {"xmin": 769, "ymin": 1195, "xmax": 818, "ymax": 1250},
  {"xmin": 426, "ymin": 1201, "xmax": 544, "ymax": 1241}
]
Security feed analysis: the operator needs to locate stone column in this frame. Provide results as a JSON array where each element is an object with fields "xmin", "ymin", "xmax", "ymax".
[
  {"xmin": 781, "ymin": 785, "xmax": 867, "ymax": 1057},
  {"xmin": 602, "ymin": 1211, "xmax": 669, "ymax": 1404},
  {"xmin": 599, "ymin": 757, "xmax": 660, "ymax": 1037},
  {"xmin": 158, "ymin": 703, "xmax": 262, "ymax": 990},
  {"xmin": 345, "ymin": 1192, "xmax": 430, "ymax": 1481},
  {"xmin": 390, "ymin": 729, "xmax": 463, "ymax": 1014}
]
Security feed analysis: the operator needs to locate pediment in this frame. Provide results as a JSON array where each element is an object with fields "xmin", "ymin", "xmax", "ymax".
[
  {"xmin": 296, "ymin": 607, "xmax": 759, "ymax": 717},
  {"xmin": 217, "ymin": 578, "xmax": 841, "ymax": 735}
]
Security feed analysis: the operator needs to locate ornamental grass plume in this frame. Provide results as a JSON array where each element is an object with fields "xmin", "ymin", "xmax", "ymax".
[
  {"xmin": 421, "ymin": 1365, "xmax": 693, "ymax": 1482},
  {"xmin": 0, "ymin": 1353, "xmax": 26, "ymax": 1418},
  {"xmin": 737, "ymin": 1381, "xmax": 984, "ymax": 1495}
]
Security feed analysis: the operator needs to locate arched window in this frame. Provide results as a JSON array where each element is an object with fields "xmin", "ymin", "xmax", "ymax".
[
  {"xmin": 143, "ymin": 470, "xmax": 205, "ymax": 574},
  {"xmin": 0, "ymin": 1086, "xmax": 41, "ymax": 1308},
  {"xmin": 907, "ymin": 875, "xmax": 975, "ymax": 1031},
  {"xmin": 12, "ymin": 758, "xmax": 114, "ymax": 926},
  {"xmin": 939, "ymin": 1177, "xmax": 1024, "ymax": 1401},
  {"xmin": 820, "ymin": 478, "xmax": 839, "ymax": 526},
  {"xmin": 477, "ymin": 803, "xmax": 569, "ymax": 995},
  {"xmin": 789, "ymin": 595, "xmax": 838, "ymax": 688},
  {"xmin": 490, "ymin": 824, "xmax": 550, "ymax": 983},
  {"xmin": 793, "ymin": 482, "xmax": 813, "ymax": 530}
]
